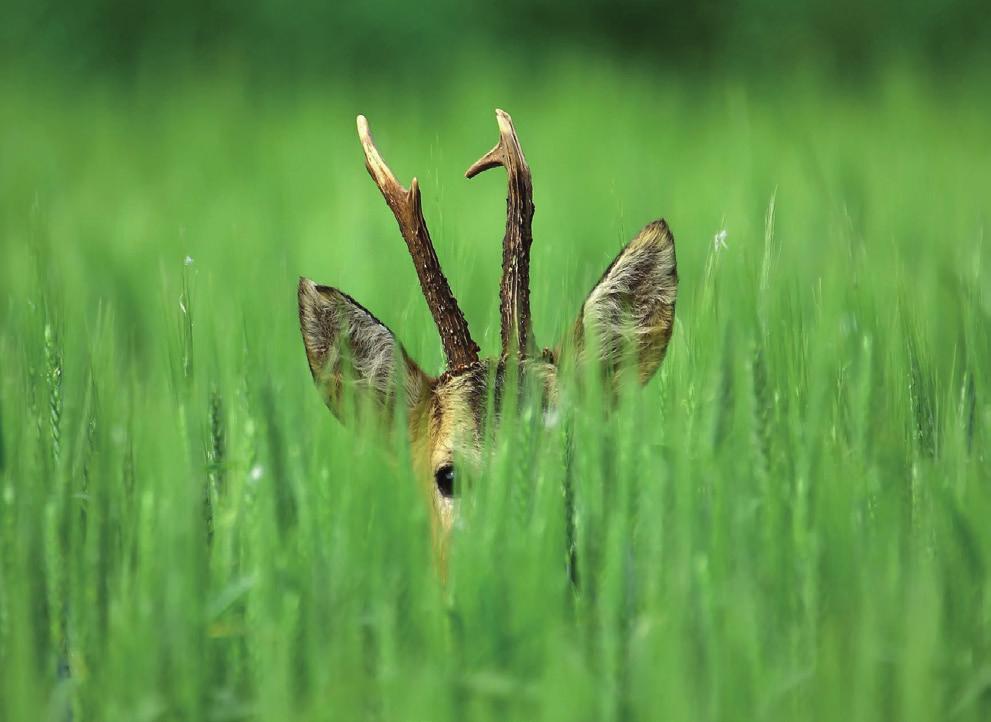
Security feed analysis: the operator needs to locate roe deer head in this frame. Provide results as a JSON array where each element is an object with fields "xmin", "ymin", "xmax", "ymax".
[{"xmin": 299, "ymin": 110, "xmax": 677, "ymax": 552}]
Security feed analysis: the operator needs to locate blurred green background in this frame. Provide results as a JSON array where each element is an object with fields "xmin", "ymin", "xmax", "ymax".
[
  {"xmin": 2, "ymin": 3, "xmax": 991, "ymax": 722},
  {"xmin": 3, "ymin": 0, "xmax": 991, "ymax": 79}
]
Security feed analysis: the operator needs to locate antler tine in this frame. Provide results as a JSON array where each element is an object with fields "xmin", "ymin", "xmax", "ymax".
[
  {"xmin": 466, "ymin": 109, "xmax": 535, "ymax": 359},
  {"xmin": 356, "ymin": 115, "xmax": 479, "ymax": 369}
]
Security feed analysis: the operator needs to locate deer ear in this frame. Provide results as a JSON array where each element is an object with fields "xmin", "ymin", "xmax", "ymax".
[
  {"xmin": 571, "ymin": 220, "xmax": 678, "ymax": 385},
  {"xmin": 298, "ymin": 278, "xmax": 431, "ymax": 421}
]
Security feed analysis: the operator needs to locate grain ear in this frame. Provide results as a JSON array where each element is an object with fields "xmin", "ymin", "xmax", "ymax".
[
  {"xmin": 298, "ymin": 277, "xmax": 430, "ymax": 421},
  {"xmin": 571, "ymin": 220, "xmax": 678, "ymax": 384}
]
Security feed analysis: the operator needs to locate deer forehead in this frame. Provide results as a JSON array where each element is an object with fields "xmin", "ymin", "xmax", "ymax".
[
  {"xmin": 427, "ymin": 366, "xmax": 488, "ymax": 470},
  {"xmin": 425, "ymin": 358, "xmax": 560, "ymax": 470}
]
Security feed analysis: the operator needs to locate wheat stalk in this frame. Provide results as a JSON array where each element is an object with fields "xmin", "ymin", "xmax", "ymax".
[{"xmin": 44, "ymin": 322, "xmax": 63, "ymax": 465}]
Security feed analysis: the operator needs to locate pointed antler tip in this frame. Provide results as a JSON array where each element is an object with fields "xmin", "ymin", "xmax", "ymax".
[
  {"xmin": 495, "ymin": 109, "xmax": 514, "ymax": 133},
  {"xmin": 465, "ymin": 109, "xmax": 522, "ymax": 179},
  {"xmin": 357, "ymin": 115, "xmax": 373, "ymax": 142},
  {"xmin": 465, "ymin": 151, "xmax": 501, "ymax": 179}
]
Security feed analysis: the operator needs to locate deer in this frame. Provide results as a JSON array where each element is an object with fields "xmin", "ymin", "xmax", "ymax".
[{"xmin": 298, "ymin": 110, "xmax": 677, "ymax": 560}]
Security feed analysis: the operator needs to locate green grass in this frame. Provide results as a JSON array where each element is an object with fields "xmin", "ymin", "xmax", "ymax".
[{"xmin": 1, "ymin": 62, "xmax": 990, "ymax": 721}]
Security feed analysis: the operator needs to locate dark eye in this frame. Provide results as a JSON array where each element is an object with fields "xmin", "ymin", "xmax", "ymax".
[{"xmin": 435, "ymin": 465, "xmax": 455, "ymax": 498}]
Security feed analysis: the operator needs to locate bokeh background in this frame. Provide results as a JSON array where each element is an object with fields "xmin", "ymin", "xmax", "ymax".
[
  {"xmin": 4, "ymin": 0, "xmax": 991, "ymax": 78},
  {"xmin": 3, "ymin": 0, "xmax": 989, "ymax": 370}
]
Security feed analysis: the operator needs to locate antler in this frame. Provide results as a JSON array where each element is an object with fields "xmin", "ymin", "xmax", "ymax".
[
  {"xmin": 357, "ymin": 115, "xmax": 480, "ymax": 370},
  {"xmin": 466, "ymin": 109, "xmax": 535, "ymax": 359}
]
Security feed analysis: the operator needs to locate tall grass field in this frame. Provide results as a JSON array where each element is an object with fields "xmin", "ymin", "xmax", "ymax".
[{"xmin": 1, "ymin": 64, "xmax": 990, "ymax": 721}]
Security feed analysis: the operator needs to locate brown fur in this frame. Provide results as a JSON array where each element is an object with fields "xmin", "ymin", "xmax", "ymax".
[
  {"xmin": 300, "ymin": 219, "xmax": 677, "ymax": 565},
  {"xmin": 574, "ymin": 220, "xmax": 678, "ymax": 386}
]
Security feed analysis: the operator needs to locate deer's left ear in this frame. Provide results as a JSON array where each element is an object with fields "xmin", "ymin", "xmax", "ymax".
[{"xmin": 571, "ymin": 219, "xmax": 678, "ymax": 384}]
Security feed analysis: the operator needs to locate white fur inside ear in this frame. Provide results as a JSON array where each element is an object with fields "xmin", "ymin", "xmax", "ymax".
[
  {"xmin": 298, "ymin": 277, "xmax": 427, "ymax": 415},
  {"xmin": 578, "ymin": 220, "xmax": 678, "ymax": 381},
  {"xmin": 339, "ymin": 301, "xmax": 400, "ymax": 397}
]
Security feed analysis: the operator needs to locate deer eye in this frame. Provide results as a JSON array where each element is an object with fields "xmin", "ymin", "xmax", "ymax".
[{"xmin": 435, "ymin": 465, "xmax": 456, "ymax": 498}]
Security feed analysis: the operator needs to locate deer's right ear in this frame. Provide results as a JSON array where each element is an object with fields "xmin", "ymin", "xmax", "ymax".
[
  {"xmin": 298, "ymin": 277, "xmax": 431, "ymax": 422},
  {"xmin": 569, "ymin": 220, "xmax": 678, "ymax": 385}
]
